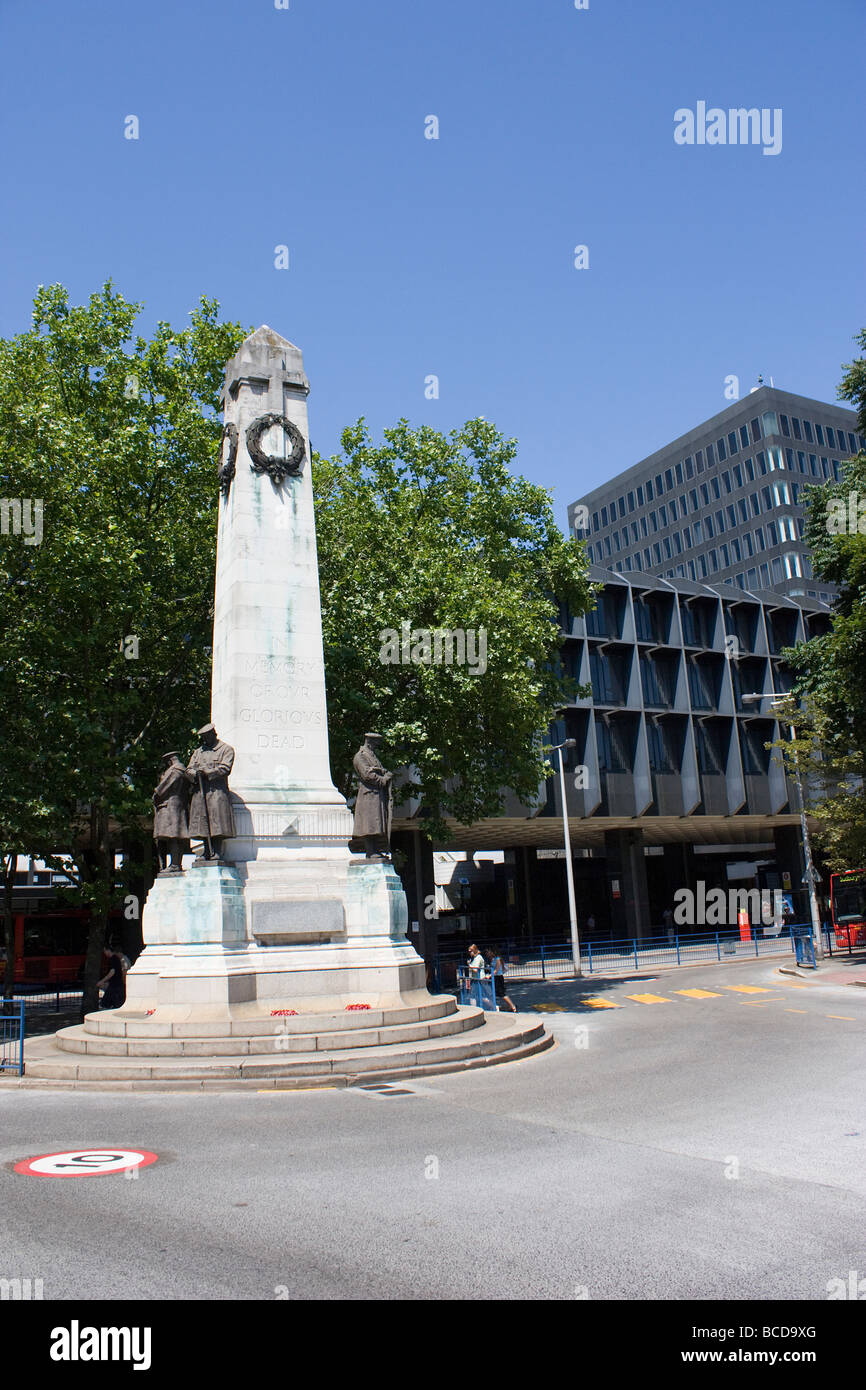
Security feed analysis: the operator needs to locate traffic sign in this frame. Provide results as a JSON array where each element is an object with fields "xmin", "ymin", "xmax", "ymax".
[{"xmin": 13, "ymin": 1149, "xmax": 158, "ymax": 1177}]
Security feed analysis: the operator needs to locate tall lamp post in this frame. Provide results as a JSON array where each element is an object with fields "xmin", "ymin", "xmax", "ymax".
[
  {"xmin": 741, "ymin": 693, "xmax": 824, "ymax": 960},
  {"xmin": 550, "ymin": 738, "xmax": 582, "ymax": 977}
]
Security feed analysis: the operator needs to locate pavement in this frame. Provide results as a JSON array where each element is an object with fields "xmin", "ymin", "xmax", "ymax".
[{"xmin": 1, "ymin": 954, "xmax": 864, "ymax": 1300}]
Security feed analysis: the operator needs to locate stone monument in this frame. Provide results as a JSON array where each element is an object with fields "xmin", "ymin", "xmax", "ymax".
[{"xmin": 25, "ymin": 327, "xmax": 550, "ymax": 1084}]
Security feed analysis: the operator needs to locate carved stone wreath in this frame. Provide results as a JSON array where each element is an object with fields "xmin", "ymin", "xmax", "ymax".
[
  {"xmin": 246, "ymin": 413, "xmax": 306, "ymax": 486},
  {"xmin": 217, "ymin": 423, "xmax": 238, "ymax": 497}
]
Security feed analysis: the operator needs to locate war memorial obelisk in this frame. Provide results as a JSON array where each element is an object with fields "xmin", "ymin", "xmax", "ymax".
[
  {"xmin": 128, "ymin": 325, "xmax": 422, "ymax": 1013},
  {"xmin": 25, "ymin": 328, "xmax": 549, "ymax": 1083}
]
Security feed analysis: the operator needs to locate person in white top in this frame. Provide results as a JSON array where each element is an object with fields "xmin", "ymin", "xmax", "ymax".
[{"xmin": 468, "ymin": 944, "xmax": 485, "ymax": 979}]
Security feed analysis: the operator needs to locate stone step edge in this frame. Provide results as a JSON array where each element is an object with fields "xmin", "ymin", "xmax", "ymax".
[
  {"xmin": 87, "ymin": 995, "xmax": 457, "ymax": 1038},
  {"xmin": 20, "ymin": 1018, "xmax": 547, "ymax": 1080},
  {"xmin": 4, "ymin": 1030, "xmax": 554, "ymax": 1091},
  {"xmin": 55, "ymin": 1008, "xmax": 486, "ymax": 1057}
]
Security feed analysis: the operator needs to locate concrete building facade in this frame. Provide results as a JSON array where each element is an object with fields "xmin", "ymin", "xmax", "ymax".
[{"xmin": 568, "ymin": 386, "xmax": 863, "ymax": 606}]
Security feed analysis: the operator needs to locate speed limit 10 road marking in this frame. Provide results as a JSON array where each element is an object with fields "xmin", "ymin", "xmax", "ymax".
[{"xmin": 13, "ymin": 1149, "xmax": 158, "ymax": 1177}]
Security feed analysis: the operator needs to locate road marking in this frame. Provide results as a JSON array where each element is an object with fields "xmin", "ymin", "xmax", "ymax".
[
  {"xmin": 626, "ymin": 993, "xmax": 672, "ymax": 1004},
  {"xmin": 724, "ymin": 985, "xmax": 773, "ymax": 994},
  {"xmin": 14, "ymin": 1149, "xmax": 158, "ymax": 1177},
  {"xmin": 826, "ymin": 1014, "xmax": 857, "ymax": 1021},
  {"xmin": 581, "ymin": 997, "xmax": 621, "ymax": 1009},
  {"xmin": 785, "ymin": 1009, "xmax": 808, "ymax": 1014},
  {"xmin": 674, "ymin": 988, "xmax": 722, "ymax": 999},
  {"xmin": 533, "ymin": 1003, "xmax": 566, "ymax": 1012},
  {"xmin": 741, "ymin": 998, "xmax": 785, "ymax": 1005}
]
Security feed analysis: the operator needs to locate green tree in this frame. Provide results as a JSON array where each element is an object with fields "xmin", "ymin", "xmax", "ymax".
[
  {"xmin": 784, "ymin": 329, "xmax": 866, "ymax": 869},
  {"xmin": 0, "ymin": 283, "xmax": 247, "ymax": 1013},
  {"xmin": 313, "ymin": 418, "xmax": 595, "ymax": 835}
]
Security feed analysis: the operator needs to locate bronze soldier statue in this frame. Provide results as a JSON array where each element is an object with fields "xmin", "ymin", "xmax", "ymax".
[
  {"xmin": 350, "ymin": 732, "xmax": 393, "ymax": 861},
  {"xmin": 152, "ymin": 752, "xmax": 192, "ymax": 875},
  {"xmin": 187, "ymin": 723, "xmax": 236, "ymax": 863}
]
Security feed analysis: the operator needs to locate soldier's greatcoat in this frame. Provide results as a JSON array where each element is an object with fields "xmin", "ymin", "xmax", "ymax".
[
  {"xmin": 152, "ymin": 763, "xmax": 192, "ymax": 839},
  {"xmin": 187, "ymin": 740, "xmax": 236, "ymax": 838},
  {"xmin": 351, "ymin": 743, "xmax": 392, "ymax": 842}
]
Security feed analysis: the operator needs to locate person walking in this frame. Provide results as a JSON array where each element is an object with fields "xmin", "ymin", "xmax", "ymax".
[
  {"xmin": 486, "ymin": 949, "xmax": 517, "ymax": 1013},
  {"xmin": 467, "ymin": 942, "xmax": 486, "ymax": 1007}
]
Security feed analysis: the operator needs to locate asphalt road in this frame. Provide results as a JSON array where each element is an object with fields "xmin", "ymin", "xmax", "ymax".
[{"xmin": 2, "ymin": 956, "xmax": 864, "ymax": 1301}]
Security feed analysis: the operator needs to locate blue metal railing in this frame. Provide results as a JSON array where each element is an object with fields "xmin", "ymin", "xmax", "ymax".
[
  {"xmin": 433, "ymin": 921, "xmax": 862, "ymax": 988},
  {"xmin": 0, "ymin": 1000, "xmax": 25, "ymax": 1076},
  {"xmin": 456, "ymin": 969, "xmax": 498, "ymax": 1011}
]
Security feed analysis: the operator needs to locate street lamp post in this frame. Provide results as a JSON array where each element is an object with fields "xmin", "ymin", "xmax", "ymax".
[
  {"xmin": 550, "ymin": 738, "xmax": 582, "ymax": 977},
  {"xmin": 741, "ymin": 693, "xmax": 824, "ymax": 960}
]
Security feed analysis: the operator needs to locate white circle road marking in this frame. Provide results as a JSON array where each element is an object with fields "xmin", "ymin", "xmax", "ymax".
[{"xmin": 13, "ymin": 1149, "xmax": 158, "ymax": 1177}]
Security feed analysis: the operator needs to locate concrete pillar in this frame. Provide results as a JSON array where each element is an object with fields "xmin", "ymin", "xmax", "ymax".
[
  {"xmin": 391, "ymin": 829, "xmax": 436, "ymax": 973},
  {"xmin": 604, "ymin": 829, "xmax": 651, "ymax": 941}
]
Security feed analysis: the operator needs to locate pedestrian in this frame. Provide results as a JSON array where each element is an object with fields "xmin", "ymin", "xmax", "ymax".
[
  {"xmin": 486, "ymin": 949, "xmax": 517, "ymax": 1013},
  {"xmin": 662, "ymin": 907, "xmax": 674, "ymax": 942},
  {"xmin": 467, "ymin": 943, "xmax": 485, "ymax": 980},
  {"xmin": 98, "ymin": 941, "xmax": 127, "ymax": 1010},
  {"xmin": 586, "ymin": 914, "xmax": 596, "ymax": 934}
]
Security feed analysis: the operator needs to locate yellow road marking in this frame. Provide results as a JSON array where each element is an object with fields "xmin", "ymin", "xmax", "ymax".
[
  {"xmin": 725, "ymin": 984, "xmax": 772, "ymax": 994},
  {"xmin": 780, "ymin": 982, "xmax": 811, "ymax": 988},
  {"xmin": 827, "ymin": 1014, "xmax": 857, "ymax": 1021},
  {"xmin": 626, "ymin": 993, "xmax": 672, "ymax": 1004},
  {"xmin": 742, "ymin": 997, "xmax": 785, "ymax": 1005},
  {"xmin": 785, "ymin": 1009, "xmax": 808, "ymax": 1014},
  {"xmin": 674, "ymin": 988, "xmax": 722, "ymax": 999},
  {"xmin": 582, "ymin": 997, "xmax": 621, "ymax": 1009},
  {"xmin": 534, "ymin": 1003, "xmax": 565, "ymax": 1012}
]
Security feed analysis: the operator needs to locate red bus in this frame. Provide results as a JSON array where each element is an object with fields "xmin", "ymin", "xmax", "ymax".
[
  {"xmin": 829, "ymin": 870, "xmax": 866, "ymax": 950},
  {"xmin": 0, "ymin": 909, "xmax": 124, "ymax": 985}
]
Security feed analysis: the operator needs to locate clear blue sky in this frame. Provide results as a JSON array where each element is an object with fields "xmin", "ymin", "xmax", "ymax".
[{"xmin": 1, "ymin": 0, "xmax": 863, "ymax": 528}]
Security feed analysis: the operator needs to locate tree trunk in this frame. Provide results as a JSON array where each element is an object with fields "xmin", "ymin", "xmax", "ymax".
[
  {"xmin": 2, "ymin": 853, "xmax": 17, "ymax": 1000},
  {"xmin": 79, "ymin": 808, "xmax": 113, "ymax": 1020}
]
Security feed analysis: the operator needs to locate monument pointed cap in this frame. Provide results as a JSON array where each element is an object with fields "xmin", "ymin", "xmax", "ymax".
[
  {"xmin": 224, "ymin": 324, "xmax": 309, "ymax": 399},
  {"xmin": 244, "ymin": 324, "xmax": 300, "ymax": 352}
]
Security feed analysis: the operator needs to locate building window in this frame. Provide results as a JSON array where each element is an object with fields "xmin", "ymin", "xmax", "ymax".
[
  {"xmin": 665, "ymin": 468, "xmax": 674, "ymax": 490},
  {"xmin": 803, "ymin": 420, "xmax": 814, "ymax": 443},
  {"xmin": 705, "ymin": 516, "xmax": 715, "ymax": 539},
  {"xmin": 730, "ymin": 537, "xmax": 741, "ymax": 562},
  {"xmin": 618, "ymin": 497, "xmax": 626, "ymax": 518},
  {"xmin": 745, "ymin": 457, "xmax": 755, "ymax": 481},
  {"xmin": 755, "ymin": 527, "xmax": 766, "ymax": 551},
  {"xmin": 722, "ymin": 469, "xmax": 732, "ymax": 493},
  {"xmin": 757, "ymin": 452, "xmax": 767, "ymax": 475},
  {"xmin": 646, "ymin": 479, "xmax": 654, "ymax": 501},
  {"xmin": 750, "ymin": 418, "xmax": 762, "ymax": 443},
  {"xmin": 687, "ymin": 559, "xmax": 696, "ymax": 580},
  {"xmin": 628, "ymin": 491, "xmax": 636, "ymax": 512},
  {"xmin": 637, "ymin": 485, "xmax": 644, "ymax": 507},
  {"xmin": 815, "ymin": 424, "xmax": 825, "ymax": 445},
  {"xmin": 675, "ymin": 462, "xmax": 684, "ymax": 485},
  {"xmin": 747, "ymin": 567, "xmax": 757, "ymax": 588},
  {"xmin": 709, "ymin": 549, "xmax": 719, "ymax": 572},
  {"xmin": 715, "ymin": 509, "xmax": 725, "ymax": 533},
  {"xmin": 742, "ymin": 532, "xmax": 753, "ymax": 558},
  {"xmin": 720, "ymin": 543, "xmax": 730, "ymax": 568},
  {"xmin": 655, "ymin": 474, "xmax": 664, "ymax": 495},
  {"xmin": 762, "ymin": 412, "xmax": 779, "ymax": 437},
  {"xmin": 644, "ymin": 547, "xmax": 652, "ymax": 568},
  {"xmin": 728, "ymin": 431, "xmax": 738, "ymax": 455},
  {"xmin": 706, "ymin": 444, "xmax": 715, "ymax": 466},
  {"xmin": 733, "ymin": 464, "xmax": 743, "ymax": 489},
  {"xmin": 711, "ymin": 478, "xmax": 721, "ymax": 500},
  {"xmin": 726, "ymin": 504, "xmax": 737, "ymax": 528},
  {"xmin": 740, "ymin": 426, "xmax": 750, "ymax": 449},
  {"xmin": 826, "ymin": 427, "xmax": 836, "ymax": 449},
  {"xmin": 792, "ymin": 417, "xmax": 802, "ymax": 440},
  {"xmin": 663, "ymin": 537, "xmax": 672, "ymax": 559},
  {"xmin": 738, "ymin": 499, "xmax": 749, "ymax": 523},
  {"xmin": 696, "ymin": 450, "xmax": 705, "ymax": 472},
  {"xmin": 685, "ymin": 456, "xmax": 694, "ymax": 479},
  {"xmin": 717, "ymin": 437, "xmax": 727, "ymax": 461},
  {"xmin": 660, "ymin": 504, "xmax": 668, "ymax": 527},
  {"xmin": 750, "ymin": 493, "xmax": 760, "ymax": 517}
]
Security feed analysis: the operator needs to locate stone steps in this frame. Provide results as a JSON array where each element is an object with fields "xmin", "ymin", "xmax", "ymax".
[
  {"xmin": 14, "ymin": 1012, "xmax": 553, "ymax": 1088},
  {"xmin": 53, "ymin": 1007, "xmax": 485, "ymax": 1057}
]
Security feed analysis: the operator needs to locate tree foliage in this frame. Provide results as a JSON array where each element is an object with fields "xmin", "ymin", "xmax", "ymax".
[
  {"xmin": 313, "ymin": 418, "xmax": 595, "ymax": 834},
  {"xmin": 784, "ymin": 329, "xmax": 866, "ymax": 869},
  {"xmin": 0, "ymin": 283, "xmax": 248, "ymax": 1010}
]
